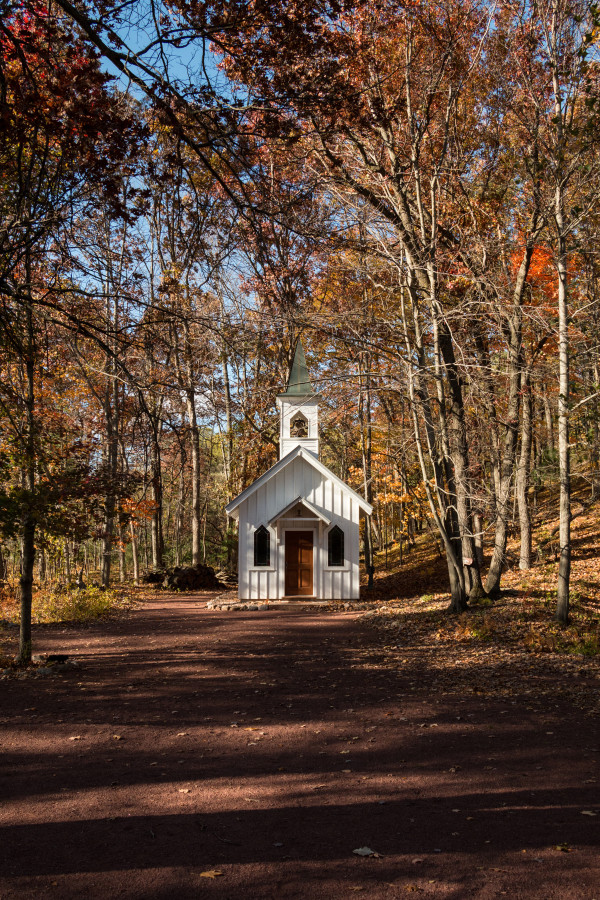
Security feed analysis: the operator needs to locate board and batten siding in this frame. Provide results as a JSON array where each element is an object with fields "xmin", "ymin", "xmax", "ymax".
[{"xmin": 237, "ymin": 455, "xmax": 362, "ymax": 601}]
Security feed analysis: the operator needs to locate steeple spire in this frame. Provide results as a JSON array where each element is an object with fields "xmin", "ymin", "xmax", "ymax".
[{"xmin": 282, "ymin": 341, "xmax": 312, "ymax": 396}]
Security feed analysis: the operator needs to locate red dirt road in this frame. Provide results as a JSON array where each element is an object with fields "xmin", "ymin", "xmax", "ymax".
[{"xmin": 1, "ymin": 593, "xmax": 599, "ymax": 899}]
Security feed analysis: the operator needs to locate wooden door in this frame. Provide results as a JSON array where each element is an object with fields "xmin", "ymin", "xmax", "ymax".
[{"xmin": 285, "ymin": 531, "xmax": 314, "ymax": 596}]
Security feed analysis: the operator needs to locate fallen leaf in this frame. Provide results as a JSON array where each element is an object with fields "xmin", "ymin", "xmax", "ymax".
[
  {"xmin": 353, "ymin": 846, "xmax": 382, "ymax": 857},
  {"xmin": 581, "ymin": 810, "xmax": 597, "ymax": 816},
  {"xmin": 178, "ymin": 789, "xmax": 191, "ymax": 794},
  {"xmin": 200, "ymin": 870, "xmax": 223, "ymax": 878}
]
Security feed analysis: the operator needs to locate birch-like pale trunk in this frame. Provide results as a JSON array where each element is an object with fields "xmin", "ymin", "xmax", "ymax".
[
  {"xmin": 547, "ymin": 0, "xmax": 572, "ymax": 623},
  {"xmin": 555, "ymin": 222, "xmax": 571, "ymax": 622},
  {"xmin": 130, "ymin": 520, "xmax": 139, "ymax": 586},
  {"xmin": 516, "ymin": 368, "xmax": 533, "ymax": 570}
]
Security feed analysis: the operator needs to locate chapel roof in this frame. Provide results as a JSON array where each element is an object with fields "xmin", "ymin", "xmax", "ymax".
[{"xmin": 225, "ymin": 445, "xmax": 373, "ymax": 519}]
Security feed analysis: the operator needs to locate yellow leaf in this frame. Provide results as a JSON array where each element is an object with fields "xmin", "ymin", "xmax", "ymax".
[{"xmin": 200, "ymin": 870, "xmax": 223, "ymax": 878}]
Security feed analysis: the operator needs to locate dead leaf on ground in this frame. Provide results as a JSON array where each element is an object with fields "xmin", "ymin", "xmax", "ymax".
[
  {"xmin": 581, "ymin": 810, "xmax": 597, "ymax": 816},
  {"xmin": 200, "ymin": 870, "xmax": 223, "ymax": 878},
  {"xmin": 353, "ymin": 846, "xmax": 382, "ymax": 857},
  {"xmin": 68, "ymin": 736, "xmax": 82, "ymax": 741}
]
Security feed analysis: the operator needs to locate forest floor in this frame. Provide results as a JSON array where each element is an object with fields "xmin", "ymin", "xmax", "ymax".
[
  {"xmin": 1, "ymin": 593, "xmax": 599, "ymax": 897},
  {"xmin": 1, "ymin": 485, "xmax": 600, "ymax": 898}
]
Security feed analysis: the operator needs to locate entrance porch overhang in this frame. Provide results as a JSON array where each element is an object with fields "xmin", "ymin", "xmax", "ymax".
[{"xmin": 267, "ymin": 496, "xmax": 331, "ymax": 527}]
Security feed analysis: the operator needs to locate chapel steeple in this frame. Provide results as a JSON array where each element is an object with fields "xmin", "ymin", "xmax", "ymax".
[{"xmin": 276, "ymin": 340, "xmax": 320, "ymax": 459}]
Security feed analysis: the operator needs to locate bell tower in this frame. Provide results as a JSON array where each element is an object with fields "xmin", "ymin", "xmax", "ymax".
[{"xmin": 276, "ymin": 341, "xmax": 320, "ymax": 459}]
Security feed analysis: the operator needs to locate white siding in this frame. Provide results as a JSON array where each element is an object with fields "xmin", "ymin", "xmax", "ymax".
[{"xmin": 236, "ymin": 455, "xmax": 366, "ymax": 600}]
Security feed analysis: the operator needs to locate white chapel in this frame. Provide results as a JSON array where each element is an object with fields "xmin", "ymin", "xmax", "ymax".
[{"xmin": 225, "ymin": 342, "xmax": 373, "ymax": 601}]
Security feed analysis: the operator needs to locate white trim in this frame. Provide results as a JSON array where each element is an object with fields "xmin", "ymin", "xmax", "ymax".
[
  {"xmin": 250, "ymin": 523, "xmax": 276, "ymax": 571},
  {"xmin": 324, "ymin": 523, "xmax": 348, "ymax": 571},
  {"xmin": 225, "ymin": 446, "xmax": 373, "ymax": 518},
  {"xmin": 268, "ymin": 495, "xmax": 331, "ymax": 527}
]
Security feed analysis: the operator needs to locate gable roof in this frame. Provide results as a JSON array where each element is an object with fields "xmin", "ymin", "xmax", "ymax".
[
  {"xmin": 225, "ymin": 446, "xmax": 373, "ymax": 518},
  {"xmin": 267, "ymin": 495, "xmax": 331, "ymax": 527}
]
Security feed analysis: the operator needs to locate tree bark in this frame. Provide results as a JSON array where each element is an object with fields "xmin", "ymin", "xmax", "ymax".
[
  {"xmin": 100, "ymin": 294, "xmax": 120, "ymax": 588},
  {"xmin": 556, "ymin": 223, "xmax": 571, "ymax": 622},
  {"xmin": 484, "ymin": 239, "xmax": 535, "ymax": 595},
  {"xmin": 517, "ymin": 368, "xmax": 533, "ymax": 570},
  {"xmin": 150, "ymin": 428, "xmax": 164, "ymax": 570},
  {"xmin": 130, "ymin": 520, "xmax": 139, "ymax": 586},
  {"xmin": 18, "ymin": 300, "xmax": 36, "ymax": 665},
  {"xmin": 185, "ymin": 387, "xmax": 202, "ymax": 566},
  {"xmin": 359, "ymin": 355, "xmax": 374, "ymax": 588}
]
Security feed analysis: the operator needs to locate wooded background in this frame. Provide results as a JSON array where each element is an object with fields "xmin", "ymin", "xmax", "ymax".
[{"xmin": 2, "ymin": 0, "xmax": 600, "ymax": 661}]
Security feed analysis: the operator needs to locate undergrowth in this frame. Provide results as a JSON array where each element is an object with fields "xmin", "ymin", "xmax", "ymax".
[
  {"xmin": 0, "ymin": 583, "xmax": 134, "ymax": 626},
  {"xmin": 367, "ymin": 481, "xmax": 600, "ymax": 659}
]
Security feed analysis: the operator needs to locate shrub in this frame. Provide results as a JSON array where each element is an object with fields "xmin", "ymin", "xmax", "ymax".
[{"xmin": 32, "ymin": 585, "xmax": 134, "ymax": 624}]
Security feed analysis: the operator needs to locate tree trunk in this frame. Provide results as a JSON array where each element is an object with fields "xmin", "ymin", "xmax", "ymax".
[
  {"xmin": 186, "ymin": 390, "xmax": 202, "ymax": 566},
  {"xmin": 398, "ymin": 271, "xmax": 467, "ymax": 611},
  {"xmin": 118, "ymin": 524, "xmax": 125, "ymax": 583},
  {"xmin": 359, "ymin": 357, "xmax": 374, "ymax": 588},
  {"xmin": 174, "ymin": 449, "xmax": 186, "ymax": 567},
  {"xmin": 130, "ymin": 520, "xmax": 139, "ymax": 586},
  {"xmin": 100, "ymin": 301, "xmax": 120, "ymax": 587},
  {"xmin": 472, "ymin": 511, "xmax": 484, "ymax": 568},
  {"xmin": 150, "ymin": 428, "xmax": 164, "ymax": 570},
  {"xmin": 517, "ymin": 368, "xmax": 533, "ymax": 570},
  {"xmin": 64, "ymin": 540, "xmax": 71, "ymax": 584},
  {"xmin": 556, "ymin": 224, "xmax": 571, "ymax": 623},
  {"xmin": 18, "ymin": 301, "xmax": 36, "ymax": 665},
  {"xmin": 484, "ymin": 240, "xmax": 535, "ymax": 595}
]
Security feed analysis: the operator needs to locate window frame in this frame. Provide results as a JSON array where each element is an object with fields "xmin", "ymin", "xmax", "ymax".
[
  {"xmin": 327, "ymin": 524, "xmax": 345, "ymax": 568},
  {"xmin": 253, "ymin": 524, "xmax": 271, "ymax": 568}
]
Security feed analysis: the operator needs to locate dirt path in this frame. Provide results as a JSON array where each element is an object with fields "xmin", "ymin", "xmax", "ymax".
[{"xmin": 1, "ymin": 593, "xmax": 599, "ymax": 899}]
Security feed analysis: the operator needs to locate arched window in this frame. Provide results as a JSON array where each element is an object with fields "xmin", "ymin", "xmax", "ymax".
[
  {"xmin": 290, "ymin": 413, "xmax": 308, "ymax": 438},
  {"xmin": 254, "ymin": 526, "xmax": 270, "ymax": 567},
  {"xmin": 328, "ymin": 525, "xmax": 344, "ymax": 567}
]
